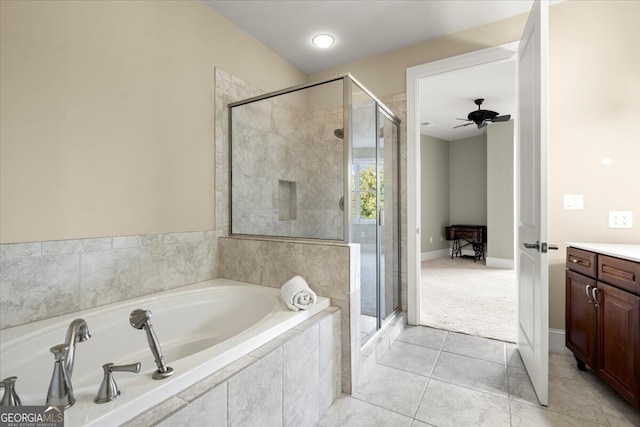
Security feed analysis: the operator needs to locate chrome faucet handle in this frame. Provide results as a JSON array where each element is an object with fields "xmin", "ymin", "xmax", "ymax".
[
  {"xmin": 46, "ymin": 344, "xmax": 75, "ymax": 409},
  {"xmin": 95, "ymin": 362, "xmax": 141, "ymax": 404},
  {"xmin": 0, "ymin": 376, "xmax": 22, "ymax": 406}
]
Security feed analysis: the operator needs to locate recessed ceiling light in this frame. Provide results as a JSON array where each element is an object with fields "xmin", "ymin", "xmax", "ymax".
[{"xmin": 312, "ymin": 34, "xmax": 335, "ymax": 49}]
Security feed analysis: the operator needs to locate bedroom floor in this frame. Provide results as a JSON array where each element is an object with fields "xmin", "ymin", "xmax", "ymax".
[
  {"xmin": 315, "ymin": 325, "xmax": 640, "ymax": 427},
  {"xmin": 421, "ymin": 257, "xmax": 516, "ymax": 342}
]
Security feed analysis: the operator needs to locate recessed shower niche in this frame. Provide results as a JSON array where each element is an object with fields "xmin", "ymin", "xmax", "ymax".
[
  {"xmin": 228, "ymin": 74, "xmax": 401, "ymax": 346},
  {"xmin": 278, "ymin": 179, "xmax": 297, "ymax": 221}
]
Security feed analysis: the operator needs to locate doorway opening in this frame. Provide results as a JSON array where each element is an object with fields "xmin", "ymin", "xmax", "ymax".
[{"xmin": 407, "ymin": 42, "xmax": 519, "ymax": 342}]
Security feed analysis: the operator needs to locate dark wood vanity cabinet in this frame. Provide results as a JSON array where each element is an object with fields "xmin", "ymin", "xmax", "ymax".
[{"xmin": 566, "ymin": 246, "xmax": 640, "ymax": 409}]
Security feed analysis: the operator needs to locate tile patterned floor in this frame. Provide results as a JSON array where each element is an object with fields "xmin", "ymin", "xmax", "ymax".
[{"xmin": 315, "ymin": 325, "xmax": 640, "ymax": 427}]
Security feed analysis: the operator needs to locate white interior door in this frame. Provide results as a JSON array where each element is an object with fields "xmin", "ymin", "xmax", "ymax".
[{"xmin": 517, "ymin": 0, "xmax": 550, "ymax": 406}]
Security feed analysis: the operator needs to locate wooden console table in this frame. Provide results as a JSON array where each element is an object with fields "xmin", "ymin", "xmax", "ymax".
[{"xmin": 444, "ymin": 225, "xmax": 487, "ymax": 262}]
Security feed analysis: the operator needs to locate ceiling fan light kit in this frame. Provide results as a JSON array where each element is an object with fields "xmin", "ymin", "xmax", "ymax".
[{"xmin": 453, "ymin": 98, "xmax": 511, "ymax": 129}]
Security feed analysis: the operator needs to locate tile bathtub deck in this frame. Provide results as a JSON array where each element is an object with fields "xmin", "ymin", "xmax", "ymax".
[{"xmin": 315, "ymin": 326, "xmax": 640, "ymax": 427}]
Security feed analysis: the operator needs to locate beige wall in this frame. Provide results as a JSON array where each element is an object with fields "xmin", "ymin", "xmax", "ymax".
[
  {"xmin": 487, "ymin": 120, "xmax": 515, "ymax": 262},
  {"xmin": 449, "ymin": 134, "xmax": 487, "ymax": 226},
  {"xmin": 547, "ymin": 0, "xmax": 640, "ymax": 329},
  {"xmin": 0, "ymin": 0, "xmax": 305, "ymax": 243},
  {"xmin": 420, "ymin": 134, "xmax": 450, "ymax": 253}
]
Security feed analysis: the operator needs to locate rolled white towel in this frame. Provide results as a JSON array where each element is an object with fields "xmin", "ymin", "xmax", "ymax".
[{"xmin": 281, "ymin": 275, "xmax": 317, "ymax": 311}]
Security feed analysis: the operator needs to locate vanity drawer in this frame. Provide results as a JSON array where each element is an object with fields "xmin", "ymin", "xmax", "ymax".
[
  {"xmin": 598, "ymin": 255, "xmax": 640, "ymax": 295},
  {"xmin": 567, "ymin": 247, "xmax": 597, "ymax": 278}
]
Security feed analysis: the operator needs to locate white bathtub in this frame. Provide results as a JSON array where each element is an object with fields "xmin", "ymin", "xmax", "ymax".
[{"xmin": 0, "ymin": 279, "xmax": 330, "ymax": 426}]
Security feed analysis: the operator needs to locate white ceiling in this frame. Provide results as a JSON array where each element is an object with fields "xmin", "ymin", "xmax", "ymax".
[
  {"xmin": 205, "ymin": 0, "xmax": 529, "ymax": 141},
  {"xmin": 204, "ymin": 0, "xmax": 533, "ymax": 74},
  {"xmin": 420, "ymin": 57, "xmax": 516, "ymax": 141}
]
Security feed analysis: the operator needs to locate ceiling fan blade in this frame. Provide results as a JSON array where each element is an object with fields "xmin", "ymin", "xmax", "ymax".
[
  {"xmin": 453, "ymin": 122, "xmax": 474, "ymax": 129},
  {"xmin": 491, "ymin": 114, "xmax": 511, "ymax": 122},
  {"xmin": 478, "ymin": 122, "xmax": 488, "ymax": 129},
  {"xmin": 455, "ymin": 118, "xmax": 471, "ymax": 121}
]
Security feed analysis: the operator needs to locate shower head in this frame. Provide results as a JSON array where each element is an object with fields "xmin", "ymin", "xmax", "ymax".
[
  {"xmin": 333, "ymin": 128, "xmax": 344, "ymax": 139},
  {"xmin": 130, "ymin": 309, "xmax": 152, "ymax": 330}
]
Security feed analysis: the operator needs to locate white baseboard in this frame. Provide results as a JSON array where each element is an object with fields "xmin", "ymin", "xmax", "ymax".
[
  {"xmin": 549, "ymin": 328, "xmax": 571, "ymax": 354},
  {"xmin": 486, "ymin": 257, "xmax": 514, "ymax": 269},
  {"xmin": 421, "ymin": 249, "xmax": 450, "ymax": 261}
]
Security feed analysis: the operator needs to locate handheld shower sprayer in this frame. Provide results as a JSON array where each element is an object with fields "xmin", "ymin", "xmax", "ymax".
[{"xmin": 129, "ymin": 309, "xmax": 174, "ymax": 380}]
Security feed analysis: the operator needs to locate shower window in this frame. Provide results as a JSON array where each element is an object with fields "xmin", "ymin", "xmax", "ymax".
[{"xmin": 351, "ymin": 161, "xmax": 377, "ymax": 223}]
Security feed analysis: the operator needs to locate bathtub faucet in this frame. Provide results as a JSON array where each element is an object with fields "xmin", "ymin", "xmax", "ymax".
[
  {"xmin": 64, "ymin": 319, "xmax": 91, "ymax": 378},
  {"xmin": 46, "ymin": 319, "xmax": 90, "ymax": 409},
  {"xmin": 129, "ymin": 309, "xmax": 174, "ymax": 380}
]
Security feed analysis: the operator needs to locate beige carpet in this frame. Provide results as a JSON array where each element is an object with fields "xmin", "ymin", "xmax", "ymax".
[{"xmin": 420, "ymin": 257, "xmax": 516, "ymax": 342}]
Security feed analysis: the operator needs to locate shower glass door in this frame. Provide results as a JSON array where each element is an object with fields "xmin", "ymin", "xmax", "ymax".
[
  {"xmin": 378, "ymin": 110, "xmax": 399, "ymax": 324},
  {"xmin": 351, "ymin": 89, "xmax": 377, "ymax": 345},
  {"xmin": 351, "ymin": 83, "xmax": 400, "ymax": 347}
]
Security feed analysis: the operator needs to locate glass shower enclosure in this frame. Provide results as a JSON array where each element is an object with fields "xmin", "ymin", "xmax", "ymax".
[{"xmin": 228, "ymin": 75, "xmax": 400, "ymax": 346}]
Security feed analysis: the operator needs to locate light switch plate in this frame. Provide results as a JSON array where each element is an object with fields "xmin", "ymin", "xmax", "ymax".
[
  {"xmin": 564, "ymin": 194, "xmax": 584, "ymax": 210},
  {"xmin": 609, "ymin": 211, "xmax": 633, "ymax": 228}
]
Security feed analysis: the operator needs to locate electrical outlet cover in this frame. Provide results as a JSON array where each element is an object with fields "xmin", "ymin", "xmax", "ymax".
[{"xmin": 608, "ymin": 211, "xmax": 633, "ymax": 229}]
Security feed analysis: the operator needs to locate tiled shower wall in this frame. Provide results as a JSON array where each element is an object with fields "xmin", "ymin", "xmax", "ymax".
[
  {"xmin": 0, "ymin": 231, "xmax": 220, "ymax": 329},
  {"xmin": 230, "ymin": 82, "xmax": 344, "ymax": 240}
]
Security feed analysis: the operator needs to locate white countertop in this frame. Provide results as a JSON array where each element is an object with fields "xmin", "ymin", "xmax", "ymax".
[{"xmin": 567, "ymin": 242, "xmax": 640, "ymax": 263}]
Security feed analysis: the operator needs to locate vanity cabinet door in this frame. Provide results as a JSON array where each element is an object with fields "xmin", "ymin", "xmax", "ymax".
[
  {"xmin": 596, "ymin": 281, "xmax": 640, "ymax": 407},
  {"xmin": 566, "ymin": 270, "xmax": 597, "ymax": 369}
]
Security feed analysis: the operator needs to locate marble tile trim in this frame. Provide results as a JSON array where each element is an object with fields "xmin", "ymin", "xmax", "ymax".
[
  {"xmin": 0, "ymin": 230, "xmax": 220, "ymax": 329},
  {"xmin": 126, "ymin": 307, "xmax": 341, "ymax": 427},
  {"xmin": 217, "ymin": 236, "xmax": 351, "ymax": 300}
]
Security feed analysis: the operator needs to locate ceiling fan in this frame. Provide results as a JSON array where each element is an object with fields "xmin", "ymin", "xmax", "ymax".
[{"xmin": 454, "ymin": 98, "xmax": 511, "ymax": 129}]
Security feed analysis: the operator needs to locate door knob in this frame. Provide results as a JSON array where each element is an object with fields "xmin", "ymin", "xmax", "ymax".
[{"xmin": 524, "ymin": 241, "xmax": 559, "ymax": 253}]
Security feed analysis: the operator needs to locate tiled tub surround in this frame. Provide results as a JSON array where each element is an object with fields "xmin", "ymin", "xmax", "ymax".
[
  {"xmin": 218, "ymin": 236, "xmax": 361, "ymax": 395},
  {"xmin": 125, "ymin": 306, "xmax": 341, "ymax": 427},
  {"xmin": 0, "ymin": 230, "xmax": 219, "ymax": 329}
]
